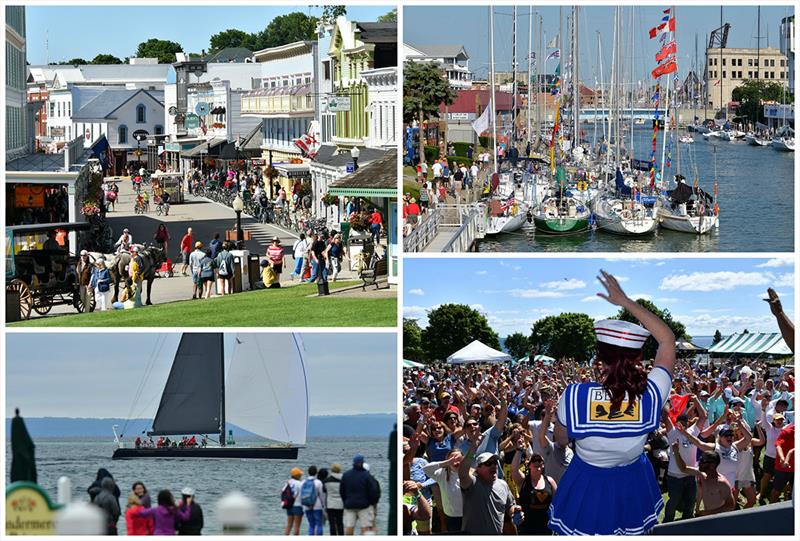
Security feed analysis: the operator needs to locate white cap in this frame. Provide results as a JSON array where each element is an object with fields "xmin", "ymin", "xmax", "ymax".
[
  {"xmin": 80, "ymin": 250, "xmax": 88, "ymax": 256},
  {"xmin": 181, "ymin": 487, "xmax": 195, "ymax": 496},
  {"xmin": 476, "ymin": 452, "xmax": 499, "ymax": 465},
  {"xmin": 594, "ymin": 319, "xmax": 650, "ymax": 349}
]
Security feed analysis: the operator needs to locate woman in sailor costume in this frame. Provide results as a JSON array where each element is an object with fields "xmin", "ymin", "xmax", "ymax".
[{"xmin": 548, "ymin": 270, "xmax": 675, "ymax": 535}]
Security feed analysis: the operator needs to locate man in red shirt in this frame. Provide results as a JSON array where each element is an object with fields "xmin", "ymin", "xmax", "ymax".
[
  {"xmin": 770, "ymin": 423, "xmax": 795, "ymax": 502},
  {"xmin": 179, "ymin": 227, "xmax": 193, "ymax": 276},
  {"xmin": 432, "ymin": 392, "xmax": 460, "ymax": 422},
  {"xmin": 369, "ymin": 208, "xmax": 382, "ymax": 244}
]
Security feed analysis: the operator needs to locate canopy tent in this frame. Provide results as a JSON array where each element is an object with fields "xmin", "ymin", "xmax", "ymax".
[
  {"xmin": 403, "ymin": 359, "xmax": 424, "ymax": 368},
  {"xmin": 515, "ymin": 354, "xmax": 556, "ymax": 364},
  {"xmin": 676, "ymin": 340, "xmax": 707, "ymax": 352},
  {"xmin": 707, "ymin": 333, "xmax": 792, "ymax": 356},
  {"xmin": 447, "ymin": 340, "xmax": 513, "ymax": 364}
]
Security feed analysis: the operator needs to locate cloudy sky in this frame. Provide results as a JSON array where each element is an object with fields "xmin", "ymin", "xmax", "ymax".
[
  {"xmin": 404, "ymin": 256, "xmax": 794, "ymax": 338},
  {"xmin": 6, "ymin": 333, "xmax": 396, "ymax": 418}
]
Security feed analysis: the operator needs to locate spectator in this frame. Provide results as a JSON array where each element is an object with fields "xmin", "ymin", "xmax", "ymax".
[{"xmin": 341, "ymin": 454, "xmax": 378, "ymax": 535}]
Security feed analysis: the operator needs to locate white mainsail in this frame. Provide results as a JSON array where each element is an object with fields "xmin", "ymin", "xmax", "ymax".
[{"xmin": 226, "ymin": 333, "xmax": 309, "ymax": 445}]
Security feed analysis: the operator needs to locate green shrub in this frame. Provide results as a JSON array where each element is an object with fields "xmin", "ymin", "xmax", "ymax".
[
  {"xmin": 423, "ymin": 145, "xmax": 439, "ymax": 164},
  {"xmin": 452, "ymin": 142, "xmax": 472, "ymax": 156}
]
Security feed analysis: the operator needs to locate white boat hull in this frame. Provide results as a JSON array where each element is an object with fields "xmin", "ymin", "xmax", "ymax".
[
  {"xmin": 657, "ymin": 208, "xmax": 717, "ymax": 234},
  {"xmin": 594, "ymin": 199, "xmax": 659, "ymax": 236},
  {"xmin": 745, "ymin": 134, "xmax": 771, "ymax": 146},
  {"xmin": 772, "ymin": 138, "xmax": 795, "ymax": 152},
  {"xmin": 486, "ymin": 207, "xmax": 528, "ymax": 234}
]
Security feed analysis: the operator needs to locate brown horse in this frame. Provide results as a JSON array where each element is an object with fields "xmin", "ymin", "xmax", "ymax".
[{"xmin": 92, "ymin": 245, "xmax": 166, "ymax": 305}]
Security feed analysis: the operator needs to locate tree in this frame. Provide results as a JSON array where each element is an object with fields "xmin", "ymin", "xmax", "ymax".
[
  {"xmin": 209, "ymin": 29, "xmax": 254, "ymax": 53},
  {"xmin": 421, "ymin": 304, "xmax": 499, "ymax": 362},
  {"xmin": 530, "ymin": 313, "xmax": 596, "ymax": 362},
  {"xmin": 135, "ymin": 38, "xmax": 184, "ymax": 64},
  {"xmin": 615, "ymin": 299, "xmax": 688, "ymax": 361},
  {"xmin": 403, "ymin": 318, "xmax": 426, "ymax": 363},
  {"xmin": 712, "ymin": 329, "xmax": 723, "ymax": 345},
  {"xmin": 91, "ymin": 54, "xmax": 122, "ymax": 65},
  {"xmin": 318, "ymin": 5, "xmax": 347, "ymax": 24},
  {"xmin": 403, "ymin": 61, "xmax": 456, "ymax": 164},
  {"xmin": 58, "ymin": 58, "xmax": 88, "ymax": 65},
  {"xmin": 504, "ymin": 332, "xmax": 530, "ymax": 360},
  {"xmin": 377, "ymin": 8, "xmax": 397, "ymax": 22},
  {"xmin": 256, "ymin": 12, "xmax": 319, "ymax": 50},
  {"xmin": 732, "ymin": 79, "xmax": 793, "ymax": 125}
]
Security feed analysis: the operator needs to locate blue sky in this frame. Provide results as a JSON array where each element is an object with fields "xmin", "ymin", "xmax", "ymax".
[
  {"xmin": 24, "ymin": 4, "xmax": 395, "ymax": 65},
  {"xmin": 403, "ymin": 257, "xmax": 795, "ymax": 338},
  {"xmin": 405, "ymin": 5, "xmax": 794, "ymax": 83},
  {"xmin": 6, "ymin": 333, "xmax": 396, "ymax": 418}
]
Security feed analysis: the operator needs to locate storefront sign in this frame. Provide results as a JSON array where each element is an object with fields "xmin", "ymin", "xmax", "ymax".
[
  {"xmin": 327, "ymin": 96, "xmax": 351, "ymax": 112},
  {"xmin": 185, "ymin": 114, "xmax": 200, "ymax": 129},
  {"xmin": 195, "ymin": 102, "xmax": 210, "ymax": 116},
  {"xmin": 251, "ymin": 159, "xmax": 266, "ymax": 166},
  {"xmin": 132, "ymin": 129, "xmax": 149, "ymax": 141},
  {"xmin": 14, "ymin": 186, "xmax": 46, "ymax": 208},
  {"xmin": 346, "ymin": 163, "xmax": 355, "ymax": 173},
  {"xmin": 5, "ymin": 482, "xmax": 61, "ymax": 535},
  {"xmin": 448, "ymin": 112, "xmax": 473, "ymax": 121}
]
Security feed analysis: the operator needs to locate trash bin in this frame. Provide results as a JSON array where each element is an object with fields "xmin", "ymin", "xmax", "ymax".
[
  {"xmin": 230, "ymin": 249, "xmax": 250, "ymax": 291},
  {"xmin": 247, "ymin": 255, "xmax": 260, "ymax": 290},
  {"xmin": 6, "ymin": 291, "xmax": 21, "ymax": 323},
  {"xmin": 232, "ymin": 256, "xmax": 242, "ymax": 293},
  {"xmin": 340, "ymin": 222, "xmax": 351, "ymax": 244}
]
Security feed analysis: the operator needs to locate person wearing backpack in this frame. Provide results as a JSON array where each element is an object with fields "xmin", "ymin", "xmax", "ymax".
[
  {"xmin": 283, "ymin": 468, "xmax": 304, "ymax": 535},
  {"xmin": 323, "ymin": 464, "xmax": 344, "ymax": 535},
  {"xmin": 301, "ymin": 465, "xmax": 326, "ymax": 535},
  {"xmin": 215, "ymin": 242, "xmax": 235, "ymax": 296}
]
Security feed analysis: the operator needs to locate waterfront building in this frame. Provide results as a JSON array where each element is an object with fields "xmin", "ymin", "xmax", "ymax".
[
  {"xmin": 706, "ymin": 46, "xmax": 789, "ymax": 112},
  {"xmin": 6, "ymin": 5, "xmax": 33, "ymax": 162},
  {"xmin": 780, "ymin": 15, "xmax": 795, "ymax": 94},
  {"xmin": 436, "ymin": 89, "xmax": 514, "ymax": 144},
  {"xmin": 404, "ymin": 44, "xmax": 472, "ymax": 89}
]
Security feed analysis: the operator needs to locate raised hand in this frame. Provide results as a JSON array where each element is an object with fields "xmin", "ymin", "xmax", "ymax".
[
  {"xmin": 764, "ymin": 288, "xmax": 783, "ymax": 316},
  {"xmin": 596, "ymin": 270, "xmax": 631, "ymax": 307}
]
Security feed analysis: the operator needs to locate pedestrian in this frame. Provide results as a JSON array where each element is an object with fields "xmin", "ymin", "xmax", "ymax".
[
  {"xmin": 77, "ymin": 249, "xmax": 94, "ymax": 312},
  {"xmin": 179, "ymin": 228, "xmax": 193, "ymax": 276},
  {"xmin": 421, "ymin": 450, "xmax": 464, "ymax": 533},
  {"xmin": 176, "ymin": 487, "xmax": 203, "ymax": 535},
  {"xmin": 328, "ymin": 235, "xmax": 345, "ymax": 282},
  {"xmin": 131, "ymin": 482, "xmax": 152, "ymax": 508},
  {"xmin": 301, "ymin": 466, "xmax": 325, "ymax": 536},
  {"xmin": 125, "ymin": 493, "xmax": 153, "ymax": 536},
  {"xmin": 87, "ymin": 468, "xmax": 121, "ymax": 503},
  {"xmin": 548, "ymin": 271, "xmax": 675, "ymax": 535},
  {"xmin": 209, "ymin": 233, "xmax": 223, "ymax": 259},
  {"xmin": 306, "ymin": 233, "xmax": 326, "ymax": 283},
  {"xmin": 199, "ymin": 249, "xmax": 216, "ymax": 299},
  {"xmin": 663, "ymin": 412, "xmax": 702, "ymax": 522},
  {"xmin": 215, "ymin": 242, "xmax": 234, "ymax": 296},
  {"xmin": 267, "ymin": 237, "xmax": 284, "ymax": 285},
  {"xmin": 189, "ymin": 241, "xmax": 205, "ymax": 299},
  {"xmin": 153, "ymin": 224, "xmax": 170, "ymax": 258},
  {"xmin": 129, "ymin": 246, "xmax": 145, "ymax": 308},
  {"xmin": 341, "ymin": 454, "xmax": 378, "ymax": 535},
  {"xmin": 369, "ymin": 208, "xmax": 382, "ymax": 245},
  {"xmin": 93, "ymin": 477, "xmax": 121, "ymax": 535},
  {"xmin": 419, "ymin": 183, "xmax": 430, "ymax": 214},
  {"xmin": 291, "ymin": 234, "xmax": 308, "ymax": 280},
  {"xmin": 511, "ymin": 451, "xmax": 557, "ymax": 535},
  {"xmin": 769, "ymin": 421, "xmax": 794, "ymax": 503},
  {"xmin": 283, "ymin": 468, "xmax": 304, "ymax": 535},
  {"xmin": 323, "ymin": 464, "xmax": 345, "ymax": 535},
  {"xmin": 406, "ymin": 199, "xmax": 420, "ymax": 226},
  {"xmin": 132, "ymin": 489, "xmax": 192, "ymax": 535},
  {"xmin": 457, "ymin": 448, "xmax": 521, "ymax": 535}
]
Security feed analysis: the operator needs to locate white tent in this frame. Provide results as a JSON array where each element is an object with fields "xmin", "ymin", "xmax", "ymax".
[
  {"xmin": 707, "ymin": 332, "xmax": 792, "ymax": 356},
  {"xmin": 447, "ymin": 340, "xmax": 513, "ymax": 364}
]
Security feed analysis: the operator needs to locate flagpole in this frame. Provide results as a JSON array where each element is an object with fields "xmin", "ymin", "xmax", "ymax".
[
  {"xmin": 528, "ymin": 6, "xmax": 533, "ymax": 148},
  {"xmin": 659, "ymin": 9, "xmax": 674, "ymax": 187},
  {"xmin": 512, "ymin": 5, "xmax": 518, "ymax": 145},
  {"xmin": 490, "ymin": 6, "xmax": 498, "ymax": 175}
]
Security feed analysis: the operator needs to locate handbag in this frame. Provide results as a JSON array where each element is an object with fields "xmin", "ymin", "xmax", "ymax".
[{"xmin": 98, "ymin": 282, "xmax": 110, "ymax": 293}]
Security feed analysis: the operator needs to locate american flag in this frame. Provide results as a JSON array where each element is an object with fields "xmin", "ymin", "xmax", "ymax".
[
  {"xmin": 546, "ymin": 50, "xmax": 561, "ymax": 61},
  {"xmin": 501, "ymin": 196, "xmax": 516, "ymax": 211}
]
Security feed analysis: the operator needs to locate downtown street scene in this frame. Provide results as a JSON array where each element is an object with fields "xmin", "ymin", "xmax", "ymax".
[{"xmin": 5, "ymin": 5, "xmax": 398, "ymax": 326}]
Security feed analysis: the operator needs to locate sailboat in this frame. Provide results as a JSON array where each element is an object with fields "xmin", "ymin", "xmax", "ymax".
[
  {"xmin": 657, "ymin": 177, "xmax": 717, "ymax": 234},
  {"xmin": 112, "ymin": 333, "xmax": 308, "ymax": 459}
]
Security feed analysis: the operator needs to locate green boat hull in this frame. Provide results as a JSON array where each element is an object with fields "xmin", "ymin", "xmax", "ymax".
[{"xmin": 534, "ymin": 215, "xmax": 589, "ymax": 233}]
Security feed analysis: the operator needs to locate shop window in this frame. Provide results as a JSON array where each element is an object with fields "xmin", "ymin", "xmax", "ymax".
[
  {"xmin": 136, "ymin": 104, "xmax": 146, "ymax": 123},
  {"xmin": 118, "ymin": 125, "xmax": 128, "ymax": 144},
  {"xmin": 154, "ymin": 125, "xmax": 164, "ymax": 135}
]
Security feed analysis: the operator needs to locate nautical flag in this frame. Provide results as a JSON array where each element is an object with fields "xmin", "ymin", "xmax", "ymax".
[
  {"xmin": 471, "ymin": 98, "xmax": 493, "ymax": 136},
  {"xmin": 546, "ymin": 49, "xmax": 561, "ymax": 61},
  {"xmin": 651, "ymin": 58, "xmax": 677, "ymax": 79},
  {"xmin": 501, "ymin": 195, "xmax": 516, "ymax": 211},
  {"xmin": 668, "ymin": 394, "xmax": 690, "ymax": 424},
  {"xmin": 663, "ymin": 8, "xmax": 671, "ymax": 14},
  {"xmin": 547, "ymin": 35, "xmax": 558, "ymax": 48},
  {"xmin": 90, "ymin": 134, "xmax": 113, "ymax": 172},
  {"xmin": 651, "ymin": 89, "xmax": 660, "ymax": 102},
  {"xmin": 713, "ymin": 79, "xmax": 721, "ymax": 86},
  {"xmin": 656, "ymin": 41, "xmax": 677, "ymax": 62},
  {"xmin": 649, "ymin": 17, "xmax": 675, "ymax": 38}
]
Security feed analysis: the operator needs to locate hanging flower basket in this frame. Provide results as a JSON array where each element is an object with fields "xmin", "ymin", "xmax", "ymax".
[
  {"xmin": 349, "ymin": 211, "xmax": 369, "ymax": 232},
  {"xmin": 81, "ymin": 201, "xmax": 101, "ymax": 216},
  {"xmin": 321, "ymin": 193, "xmax": 340, "ymax": 206}
]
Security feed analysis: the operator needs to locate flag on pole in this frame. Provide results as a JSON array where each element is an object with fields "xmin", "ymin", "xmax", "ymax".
[
  {"xmin": 546, "ymin": 49, "xmax": 561, "ymax": 61},
  {"xmin": 471, "ymin": 98, "xmax": 493, "ymax": 136},
  {"xmin": 713, "ymin": 79, "xmax": 721, "ymax": 86},
  {"xmin": 651, "ymin": 58, "xmax": 678, "ymax": 79},
  {"xmin": 656, "ymin": 41, "xmax": 677, "ymax": 62},
  {"xmin": 649, "ymin": 17, "xmax": 675, "ymax": 38},
  {"xmin": 90, "ymin": 134, "xmax": 113, "ymax": 172},
  {"xmin": 663, "ymin": 8, "xmax": 671, "ymax": 14},
  {"xmin": 547, "ymin": 35, "xmax": 558, "ymax": 48}
]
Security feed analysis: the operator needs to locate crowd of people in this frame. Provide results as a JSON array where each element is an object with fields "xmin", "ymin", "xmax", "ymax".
[
  {"xmin": 87, "ymin": 469, "xmax": 203, "ymax": 535},
  {"xmin": 402, "ymin": 274, "xmax": 794, "ymax": 535},
  {"xmin": 281, "ymin": 455, "xmax": 382, "ymax": 536}
]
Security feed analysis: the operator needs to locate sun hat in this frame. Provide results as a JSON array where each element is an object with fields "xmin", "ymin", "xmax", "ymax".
[{"xmin": 594, "ymin": 319, "xmax": 650, "ymax": 348}]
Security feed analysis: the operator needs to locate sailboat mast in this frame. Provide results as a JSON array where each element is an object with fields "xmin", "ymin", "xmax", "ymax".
[
  {"xmin": 757, "ymin": 7, "xmax": 761, "ymax": 82},
  {"xmin": 219, "ymin": 333, "xmax": 226, "ymax": 447},
  {"xmin": 572, "ymin": 6, "xmax": 580, "ymax": 146},
  {"xmin": 490, "ymin": 6, "xmax": 498, "ymax": 174},
  {"xmin": 719, "ymin": 6, "xmax": 723, "ymax": 121},
  {"xmin": 694, "ymin": 33, "xmax": 698, "ymax": 125},
  {"xmin": 660, "ymin": 7, "xmax": 674, "ymax": 186},
  {"xmin": 629, "ymin": 6, "xmax": 635, "ymax": 156},
  {"xmin": 513, "ymin": 5, "xmax": 518, "ymax": 144},
  {"xmin": 528, "ymin": 7, "xmax": 533, "ymax": 146}
]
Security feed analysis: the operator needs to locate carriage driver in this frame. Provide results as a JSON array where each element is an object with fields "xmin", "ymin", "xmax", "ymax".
[{"xmin": 115, "ymin": 228, "xmax": 133, "ymax": 254}]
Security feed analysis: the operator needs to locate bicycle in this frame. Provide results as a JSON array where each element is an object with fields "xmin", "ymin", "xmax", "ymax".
[{"xmin": 155, "ymin": 201, "xmax": 170, "ymax": 216}]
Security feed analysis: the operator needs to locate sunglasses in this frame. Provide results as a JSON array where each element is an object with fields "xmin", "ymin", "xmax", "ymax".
[
  {"xmin": 479, "ymin": 460, "xmax": 498, "ymax": 467},
  {"xmin": 466, "ymin": 423, "xmax": 479, "ymax": 428}
]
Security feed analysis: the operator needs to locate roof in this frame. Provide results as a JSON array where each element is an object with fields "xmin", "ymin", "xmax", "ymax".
[
  {"xmin": 356, "ymin": 22, "xmax": 397, "ymax": 44},
  {"xmin": 327, "ymin": 151, "xmax": 397, "ymax": 196},
  {"xmin": 407, "ymin": 44, "xmax": 469, "ymax": 61},
  {"xmin": 447, "ymin": 340, "xmax": 512, "ymax": 364},
  {"xmin": 252, "ymin": 40, "xmax": 314, "ymax": 61},
  {"xmin": 312, "ymin": 145, "xmax": 388, "ymax": 168},
  {"xmin": 438, "ymin": 89, "xmax": 514, "ymax": 115},
  {"xmin": 707, "ymin": 333, "xmax": 792, "ymax": 355},
  {"xmin": 207, "ymin": 47, "xmax": 253, "ymax": 63},
  {"xmin": 72, "ymin": 89, "xmax": 164, "ymax": 120},
  {"xmin": 6, "ymin": 151, "xmax": 92, "ymax": 172}
]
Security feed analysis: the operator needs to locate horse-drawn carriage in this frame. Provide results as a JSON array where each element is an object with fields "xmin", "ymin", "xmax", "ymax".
[{"xmin": 5, "ymin": 222, "xmax": 95, "ymax": 321}]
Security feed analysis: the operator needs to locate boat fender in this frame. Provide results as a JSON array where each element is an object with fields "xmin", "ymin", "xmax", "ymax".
[
  {"xmin": 526, "ymin": 210, "xmax": 533, "ymax": 223},
  {"xmin": 713, "ymin": 203, "xmax": 719, "ymax": 216}
]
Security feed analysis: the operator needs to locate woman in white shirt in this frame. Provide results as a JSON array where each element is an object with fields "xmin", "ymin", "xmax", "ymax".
[
  {"xmin": 421, "ymin": 449, "xmax": 463, "ymax": 533},
  {"xmin": 549, "ymin": 271, "xmax": 675, "ymax": 535}
]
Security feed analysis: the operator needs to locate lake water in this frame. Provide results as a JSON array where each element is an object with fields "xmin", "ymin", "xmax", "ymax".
[
  {"xmin": 6, "ymin": 437, "xmax": 391, "ymax": 535},
  {"xmin": 479, "ymin": 126, "xmax": 794, "ymax": 252}
]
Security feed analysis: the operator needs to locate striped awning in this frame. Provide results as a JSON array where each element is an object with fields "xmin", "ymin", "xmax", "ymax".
[
  {"xmin": 707, "ymin": 333, "xmax": 792, "ymax": 355},
  {"xmin": 403, "ymin": 359, "xmax": 424, "ymax": 368}
]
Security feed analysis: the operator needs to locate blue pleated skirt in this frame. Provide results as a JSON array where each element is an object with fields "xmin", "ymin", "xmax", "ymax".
[{"xmin": 548, "ymin": 452, "xmax": 663, "ymax": 535}]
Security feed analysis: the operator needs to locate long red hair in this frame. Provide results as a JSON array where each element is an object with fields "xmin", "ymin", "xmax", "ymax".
[{"xmin": 595, "ymin": 341, "xmax": 648, "ymax": 411}]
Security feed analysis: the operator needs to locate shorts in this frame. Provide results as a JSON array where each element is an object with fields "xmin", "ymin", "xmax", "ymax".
[
  {"xmin": 735, "ymin": 480, "xmax": 756, "ymax": 490},
  {"xmin": 343, "ymin": 507, "xmax": 374, "ymax": 530},
  {"xmin": 286, "ymin": 506, "xmax": 303, "ymax": 517},
  {"xmin": 272, "ymin": 263, "xmax": 282, "ymax": 274},
  {"xmin": 763, "ymin": 455, "xmax": 776, "ymax": 475},
  {"xmin": 181, "ymin": 252, "xmax": 190, "ymax": 265},
  {"xmin": 201, "ymin": 275, "xmax": 214, "ymax": 283},
  {"xmin": 772, "ymin": 470, "xmax": 794, "ymax": 493}
]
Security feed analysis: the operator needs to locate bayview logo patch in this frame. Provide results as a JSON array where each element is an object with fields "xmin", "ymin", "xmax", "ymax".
[{"xmin": 588, "ymin": 388, "xmax": 641, "ymax": 422}]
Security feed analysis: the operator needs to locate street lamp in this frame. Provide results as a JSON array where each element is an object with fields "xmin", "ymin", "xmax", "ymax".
[
  {"xmin": 350, "ymin": 146, "xmax": 360, "ymax": 170},
  {"xmin": 232, "ymin": 194, "xmax": 244, "ymax": 248}
]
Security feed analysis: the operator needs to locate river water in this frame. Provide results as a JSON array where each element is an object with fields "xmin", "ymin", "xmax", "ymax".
[
  {"xmin": 478, "ymin": 126, "xmax": 794, "ymax": 252},
  {"xmin": 6, "ymin": 437, "xmax": 391, "ymax": 535}
]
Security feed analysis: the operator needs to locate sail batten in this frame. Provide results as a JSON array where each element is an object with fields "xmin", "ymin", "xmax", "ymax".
[{"xmin": 149, "ymin": 334, "xmax": 224, "ymax": 436}]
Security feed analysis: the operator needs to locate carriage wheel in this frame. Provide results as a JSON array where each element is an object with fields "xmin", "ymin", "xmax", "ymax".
[
  {"xmin": 74, "ymin": 291, "xmax": 96, "ymax": 313},
  {"xmin": 7, "ymin": 279, "xmax": 32, "ymax": 320},
  {"xmin": 33, "ymin": 294, "xmax": 53, "ymax": 315}
]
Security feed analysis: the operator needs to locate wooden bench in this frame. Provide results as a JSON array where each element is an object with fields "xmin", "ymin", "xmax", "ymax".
[{"xmin": 359, "ymin": 252, "xmax": 388, "ymax": 291}]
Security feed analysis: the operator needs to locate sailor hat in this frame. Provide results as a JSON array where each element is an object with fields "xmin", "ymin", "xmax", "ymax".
[{"xmin": 594, "ymin": 319, "xmax": 650, "ymax": 349}]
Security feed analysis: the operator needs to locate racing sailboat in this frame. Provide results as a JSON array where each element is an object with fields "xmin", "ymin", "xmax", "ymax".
[{"xmin": 112, "ymin": 333, "xmax": 308, "ymax": 459}]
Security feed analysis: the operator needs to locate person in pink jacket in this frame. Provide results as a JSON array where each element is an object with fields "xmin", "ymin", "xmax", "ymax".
[{"xmin": 133, "ymin": 490, "xmax": 191, "ymax": 535}]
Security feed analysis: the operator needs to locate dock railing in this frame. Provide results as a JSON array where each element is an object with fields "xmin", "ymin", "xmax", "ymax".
[
  {"xmin": 403, "ymin": 207, "xmax": 442, "ymax": 253},
  {"xmin": 441, "ymin": 204, "xmax": 486, "ymax": 252}
]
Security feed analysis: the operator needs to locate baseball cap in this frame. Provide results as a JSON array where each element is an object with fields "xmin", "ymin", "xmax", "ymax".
[
  {"xmin": 439, "ymin": 391, "xmax": 451, "ymax": 400},
  {"xmin": 353, "ymin": 454, "xmax": 364, "ymax": 465},
  {"xmin": 181, "ymin": 487, "xmax": 195, "ymax": 497},
  {"xmin": 699, "ymin": 390, "xmax": 710, "ymax": 397},
  {"xmin": 476, "ymin": 452, "xmax": 499, "ymax": 466},
  {"xmin": 594, "ymin": 319, "xmax": 650, "ymax": 349},
  {"xmin": 719, "ymin": 425, "xmax": 734, "ymax": 436},
  {"xmin": 729, "ymin": 397, "xmax": 745, "ymax": 407},
  {"xmin": 772, "ymin": 413, "xmax": 786, "ymax": 421},
  {"xmin": 80, "ymin": 249, "xmax": 88, "ymax": 256},
  {"xmin": 290, "ymin": 467, "xmax": 303, "ymax": 477}
]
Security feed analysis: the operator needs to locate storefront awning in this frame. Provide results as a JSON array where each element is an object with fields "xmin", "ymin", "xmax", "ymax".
[
  {"xmin": 327, "ymin": 152, "xmax": 397, "ymax": 198},
  {"xmin": 180, "ymin": 137, "xmax": 228, "ymax": 158}
]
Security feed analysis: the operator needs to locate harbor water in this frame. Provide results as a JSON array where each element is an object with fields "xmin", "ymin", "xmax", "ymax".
[
  {"xmin": 478, "ymin": 126, "xmax": 794, "ymax": 252},
  {"xmin": 7, "ymin": 437, "xmax": 391, "ymax": 535}
]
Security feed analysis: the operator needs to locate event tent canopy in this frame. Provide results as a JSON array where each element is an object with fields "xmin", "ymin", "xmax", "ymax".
[
  {"xmin": 707, "ymin": 333, "xmax": 792, "ymax": 356},
  {"xmin": 676, "ymin": 340, "xmax": 706, "ymax": 352},
  {"xmin": 515, "ymin": 354, "xmax": 556, "ymax": 364},
  {"xmin": 403, "ymin": 359, "xmax": 424, "ymax": 368},
  {"xmin": 447, "ymin": 340, "xmax": 513, "ymax": 364}
]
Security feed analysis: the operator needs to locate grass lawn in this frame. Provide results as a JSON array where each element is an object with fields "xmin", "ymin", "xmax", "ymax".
[{"xmin": 10, "ymin": 281, "xmax": 396, "ymax": 328}]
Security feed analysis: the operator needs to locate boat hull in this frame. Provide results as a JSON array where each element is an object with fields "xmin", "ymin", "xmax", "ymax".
[
  {"xmin": 486, "ymin": 211, "xmax": 527, "ymax": 234},
  {"xmin": 596, "ymin": 216, "xmax": 658, "ymax": 235},
  {"xmin": 772, "ymin": 138, "xmax": 795, "ymax": 152},
  {"xmin": 658, "ymin": 210, "xmax": 717, "ymax": 234},
  {"xmin": 534, "ymin": 215, "xmax": 589, "ymax": 234},
  {"xmin": 112, "ymin": 446, "xmax": 300, "ymax": 460}
]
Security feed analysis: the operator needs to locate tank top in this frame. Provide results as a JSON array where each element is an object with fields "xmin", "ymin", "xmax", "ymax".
[{"xmin": 517, "ymin": 474, "xmax": 554, "ymax": 535}]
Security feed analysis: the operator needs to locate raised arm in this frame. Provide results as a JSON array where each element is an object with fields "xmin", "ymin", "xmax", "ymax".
[
  {"xmin": 680, "ymin": 424, "xmax": 716, "ymax": 452},
  {"xmin": 700, "ymin": 407, "xmax": 728, "ymax": 439},
  {"xmin": 597, "ymin": 270, "xmax": 676, "ymax": 374},
  {"xmin": 458, "ymin": 431, "xmax": 482, "ymax": 490},
  {"xmin": 765, "ymin": 288, "xmax": 794, "ymax": 353},
  {"xmin": 510, "ymin": 447, "xmax": 526, "ymax": 489},
  {"xmin": 671, "ymin": 441, "xmax": 703, "ymax": 478}
]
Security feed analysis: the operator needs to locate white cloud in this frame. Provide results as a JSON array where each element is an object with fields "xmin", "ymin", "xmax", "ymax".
[
  {"xmin": 540, "ymin": 278, "xmax": 587, "ymax": 291},
  {"xmin": 403, "ymin": 305, "xmax": 433, "ymax": 320},
  {"xmin": 475, "ymin": 270, "xmax": 489, "ymax": 276},
  {"xmin": 509, "ymin": 289, "xmax": 566, "ymax": 298},
  {"xmin": 655, "ymin": 297, "xmax": 679, "ymax": 303},
  {"xmin": 774, "ymin": 273, "xmax": 794, "ymax": 288},
  {"xmin": 581, "ymin": 295, "xmax": 602, "ymax": 302},
  {"xmin": 675, "ymin": 313, "xmax": 778, "ymax": 335},
  {"xmin": 660, "ymin": 271, "xmax": 773, "ymax": 292},
  {"xmin": 470, "ymin": 303, "xmax": 486, "ymax": 313},
  {"xmin": 408, "ymin": 288, "xmax": 425, "ymax": 296},
  {"xmin": 757, "ymin": 258, "xmax": 794, "ymax": 268},
  {"xmin": 655, "ymin": 262, "xmax": 666, "ymax": 267},
  {"xmin": 512, "ymin": 265, "xmax": 522, "ymax": 271},
  {"xmin": 691, "ymin": 308, "xmax": 732, "ymax": 313}
]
